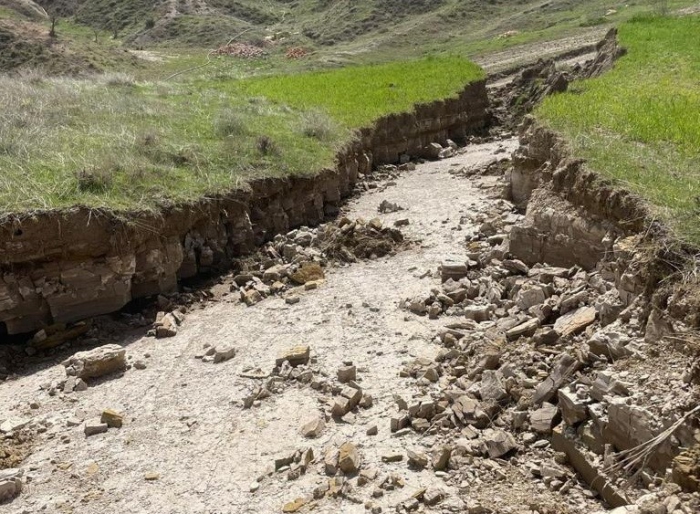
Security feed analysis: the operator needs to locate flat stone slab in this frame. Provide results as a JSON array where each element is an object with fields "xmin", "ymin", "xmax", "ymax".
[
  {"xmin": 554, "ymin": 306, "xmax": 596, "ymax": 337},
  {"xmin": 62, "ymin": 344, "xmax": 126, "ymax": 380}
]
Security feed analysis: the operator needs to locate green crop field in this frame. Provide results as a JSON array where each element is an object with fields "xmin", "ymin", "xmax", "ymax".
[
  {"xmin": 232, "ymin": 56, "xmax": 483, "ymax": 127},
  {"xmin": 0, "ymin": 56, "xmax": 482, "ymax": 213},
  {"xmin": 537, "ymin": 14, "xmax": 700, "ymax": 244}
]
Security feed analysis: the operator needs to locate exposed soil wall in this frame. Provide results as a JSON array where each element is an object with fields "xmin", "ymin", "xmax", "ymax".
[
  {"xmin": 508, "ymin": 116, "xmax": 650, "ymax": 268},
  {"xmin": 0, "ymin": 81, "xmax": 489, "ymax": 335},
  {"xmin": 507, "ymin": 116, "xmax": 655, "ymax": 301},
  {"xmin": 505, "ymin": 118, "xmax": 700, "ymax": 483}
]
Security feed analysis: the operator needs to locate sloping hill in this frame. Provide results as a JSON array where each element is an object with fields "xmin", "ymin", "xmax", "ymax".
[{"xmin": 0, "ymin": 0, "xmax": 693, "ymax": 73}]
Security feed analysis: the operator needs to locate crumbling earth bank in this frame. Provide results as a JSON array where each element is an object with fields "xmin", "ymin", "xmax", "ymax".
[
  {"xmin": 0, "ymin": 81, "xmax": 488, "ymax": 336},
  {"xmin": 2, "ymin": 134, "xmax": 700, "ymax": 514}
]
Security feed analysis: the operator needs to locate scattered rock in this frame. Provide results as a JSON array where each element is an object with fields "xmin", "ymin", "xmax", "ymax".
[
  {"xmin": 300, "ymin": 416, "xmax": 325, "ymax": 438},
  {"xmin": 432, "ymin": 446, "xmax": 451, "ymax": 471},
  {"xmin": 338, "ymin": 442, "xmax": 361, "ymax": 474},
  {"xmin": 407, "ymin": 450, "xmax": 429, "ymax": 468},
  {"xmin": 155, "ymin": 312, "xmax": 179, "ymax": 338},
  {"xmin": 382, "ymin": 453, "xmax": 404, "ymax": 463},
  {"xmin": 483, "ymin": 429, "xmax": 517, "ymax": 458},
  {"xmin": 282, "ymin": 498, "xmax": 307, "ymax": 513},
  {"xmin": 29, "ymin": 322, "xmax": 90, "ymax": 351},
  {"xmin": 276, "ymin": 346, "xmax": 310, "ymax": 367},
  {"xmin": 558, "ymin": 387, "xmax": 589, "ymax": 426},
  {"xmin": 337, "ymin": 365, "xmax": 357, "ymax": 383},
  {"xmin": 378, "ymin": 200, "xmax": 404, "ymax": 213},
  {"xmin": 0, "ymin": 468, "xmax": 22, "ymax": 502},
  {"xmin": 290, "ymin": 262, "xmax": 324, "ymax": 285},
  {"xmin": 530, "ymin": 403, "xmax": 560, "ymax": 434},
  {"xmin": 84, "ymin": 418, "xmax": 109, "ymax": 437},
  {"xmin": 554, "ymin": 306, "xmax": 596, "ymax": 337},
  {"xmin": 241, "ymin": 289, "xmax": 263, "ymax": 306},
  {"xmin": 101, "ymin": 409, "xmax": 123, "ymax": 428},
  {"xmin": 213, "ymin": 344, "xmax": 236, "ymax": 363},
  {"xmin": 62, "ymin": 344, "xmax": 126, "ymax": 381},
  {"xmin": 506, "ymin": 318, "xmax": 540, "ymax": 340},
  {"xmin": 480, "ymin": 370, "xmax": 507, "ymax": 402},
  {"xmin": 0, "ymin": 418, "xmax": 30, "ymax": 434},
  {"xmin": 324, "ymin": 448, "xmax": 339, "ymax": 476},
  {"xmin": 423, "ymin": 487, "xmax": 445, "ymax": 506}
]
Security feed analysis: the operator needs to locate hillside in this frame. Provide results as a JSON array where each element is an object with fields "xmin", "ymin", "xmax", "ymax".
[{"xmin": 1, "ymin": 0, "xmax": 696, "ymax": 74}]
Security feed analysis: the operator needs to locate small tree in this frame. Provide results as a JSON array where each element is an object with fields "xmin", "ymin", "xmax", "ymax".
[{"xmin": 49, "ymin": 15, "xmax": 58, "ymax": 38}]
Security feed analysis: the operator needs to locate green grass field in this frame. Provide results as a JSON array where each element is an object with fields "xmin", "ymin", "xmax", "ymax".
[
  {"xmin": 536, "ymin": 14, "xmax": 700, "ymax": 244},
  {"xmin": 0, "ymin": 56, "xmax": 482, "ymax": 213}
]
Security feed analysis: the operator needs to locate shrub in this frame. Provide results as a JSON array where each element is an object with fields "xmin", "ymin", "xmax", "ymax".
[
  {"xmin": 256, "ymin": 135, "xmax": 277, "ymax": 156},
  {"xmin": 102, "ymin": 72, "xmax": 136, "ymax": 87},
  {"xmin": 301, "ymin": 110, "xmax": 337, "ymax": 141},
  {"xmin": 76, "ymin": 167, "xmax": 112, "ymax": 193},
  {"xmin": 215, "ymin": 110, "xmax": 247, "ymax": 137}
]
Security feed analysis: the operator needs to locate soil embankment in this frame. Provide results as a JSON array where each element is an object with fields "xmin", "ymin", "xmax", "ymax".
[{"xmin": 0, "ymin": 81, "xmax": 488, "ymax": 336}]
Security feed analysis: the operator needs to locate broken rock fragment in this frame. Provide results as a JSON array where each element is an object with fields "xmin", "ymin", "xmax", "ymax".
[
  {"xmin": 84, "ymin": 418, "xmax": 109, "ymax": 437},
  {"xmin": 506, "ymin": 318, "xmax": 540, "ymax": 341},
  {"xmin": 432, "ymin": 446, "xmax": 451, "ymax": 471},
  {"xmin": 533, "ymin": 353, "xmax": 581, "ymax": 405},
  {"xmin": 62, "ymin": 344, "xmax": 126, "ymax": 381},
  {"xmin": 290, "ymin": 262, "xmax": 324, "ymax": 285},
  {"xmin": 324, "ymin": 448, "xmax": 339, "ymax": 476},
  {"xmin": 101, "ymin": 409, "xmax": 123, "ymax": 428},
  {"xmin": 480, "ymin": 370, "xmax": 507, "ymax": 402},
  {"xmin": 337, "ymin": 365, "xmax": 357, "ymax": 383},
  {"xmin": 155, "ymin": 312, "xmax": 179, "ymax": 338},
  {"xmin": 558, "ymin": 387, "xmax": 589, "ymax": 426},
  {"xmin": 213, "ymin": 344, "xmax": 236, "ymax": 363},
  {"xmin": 531, "ymin": 402, "xmax": 560, "ymax": 434},
  {"xmin": 300, "ymin": 415, "xmax": 325, "ymax": 438},
  {"xmin": 554, "ymin": 306, "xmax": 596, "ymax": 337},
  {"xmin": 407, "ymin": 450, "xmax": 429, "ymax": 468},
  {"xmin": 338, "ymin": 442, "xmax": 361, "ymax": 474},
  {"xmin": 276, "ymin": 346, "xmax": 310, "ymax": 367},
  {"xmin": 241, "ymin": 289, "xmax": 263, "ymax": 306},
  {"xmin": 483, "ymin": 429, "xmax": 517, "ymax": 458},
  {"xmin": 0, "ymin": 468, "xmax": 23, "ymax": 502}
]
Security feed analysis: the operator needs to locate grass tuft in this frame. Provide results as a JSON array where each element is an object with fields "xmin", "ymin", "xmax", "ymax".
[
  {"xmin": 76, "ymin": 167, "xmax": 113, "ymax": 193},
  {"xmin": 301, "ymin": 110, "xmax": 338, "ymax": 141},
  {"xmin": 215, "ymin": 110, "xmax": 247, "ymax": 137}
]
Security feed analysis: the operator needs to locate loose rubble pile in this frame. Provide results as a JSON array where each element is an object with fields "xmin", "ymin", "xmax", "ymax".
[
  {"xmin": 396, "ymin": 196, "xmax": 700, "ymax": 512},
  {"xmin": 144, "ymin": 216, "xmax": 407, "ymax": 339},
  {"xmin": 286, "ymin": 47, "xmax": 308, "ymax": 59}
]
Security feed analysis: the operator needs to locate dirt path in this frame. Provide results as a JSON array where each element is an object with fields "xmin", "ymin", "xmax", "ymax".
[
  {"xmin": 474, "ymin": 29, "xmax": 606, "ymax": 74},
  {"xmin": 2, "ymin": 139, "xmax": 533, "ymax": 514}
]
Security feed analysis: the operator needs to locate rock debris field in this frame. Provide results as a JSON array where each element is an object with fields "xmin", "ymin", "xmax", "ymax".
[{"xmin": 1, "ymin": 138, "xmax": 699, "ymax": 514}]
